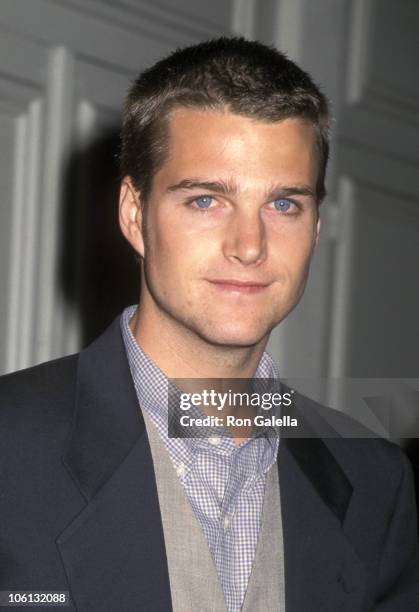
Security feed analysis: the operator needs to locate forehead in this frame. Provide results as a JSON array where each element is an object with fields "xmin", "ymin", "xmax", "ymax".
[{"xmin": 158, "ymin": 109, "xmax": 319, "ymax": 190}]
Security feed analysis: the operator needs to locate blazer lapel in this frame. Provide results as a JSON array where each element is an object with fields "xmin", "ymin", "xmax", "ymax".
[
  {"xmin": 280, "ymin": 396, "xmax": 368, "ymax": 611},
  {"xmin": 57, "ymin": 318, "xmax": 172, "ymax": 611}
]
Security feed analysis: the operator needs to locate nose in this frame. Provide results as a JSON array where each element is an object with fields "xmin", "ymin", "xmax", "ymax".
[{"xmin": 223, "ymin": 209, "xmax": 267, "ymax": 266}]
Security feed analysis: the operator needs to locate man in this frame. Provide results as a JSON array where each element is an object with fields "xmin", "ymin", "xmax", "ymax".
[{"xmin": 0, "ymin": 38, "xmax": 418, "ymax": 611}]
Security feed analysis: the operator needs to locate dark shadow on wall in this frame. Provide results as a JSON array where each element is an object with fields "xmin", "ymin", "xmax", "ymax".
[{"xmin": 59, "ymin": 126, "xmax": 140, "ymax": 347}]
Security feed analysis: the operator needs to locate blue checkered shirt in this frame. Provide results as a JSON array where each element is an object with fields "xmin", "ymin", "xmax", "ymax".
[{"xmin": 120, "ymin": 305, "xmax": 280, "ymax": 612}]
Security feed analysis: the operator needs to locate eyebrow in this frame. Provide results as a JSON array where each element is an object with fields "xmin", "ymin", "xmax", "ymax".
[
  {"xmin": 166, "ymin": 178, "xmax": 316, "ymax": 199},
  {"xmin": 167, "ymin": 179, "xmax": 237, "ymax": 194}
]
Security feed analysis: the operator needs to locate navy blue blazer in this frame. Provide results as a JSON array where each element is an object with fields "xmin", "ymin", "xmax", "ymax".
[{"xmin": 0, "ymin": 317, "xmax": 418, "ymax": 611}]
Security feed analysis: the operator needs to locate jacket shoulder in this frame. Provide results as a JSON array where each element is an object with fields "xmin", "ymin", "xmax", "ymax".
[
  {"xmin": 0, "ymin": 354, "xmax": 79, "ymax": 427},
  {"xmin": 294, "ymin": 390, "xmax": 411, "ymax": 493}
]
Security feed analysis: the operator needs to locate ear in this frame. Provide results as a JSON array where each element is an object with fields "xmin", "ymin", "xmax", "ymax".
[{"xmin": 119, "ymin": 176, "xmax": 145, "ymax": 257}]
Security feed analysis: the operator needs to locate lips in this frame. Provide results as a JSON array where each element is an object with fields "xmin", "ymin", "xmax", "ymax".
[{"xmin": 207, "ymin": 279, "xmax": 271, "ymax": 294}]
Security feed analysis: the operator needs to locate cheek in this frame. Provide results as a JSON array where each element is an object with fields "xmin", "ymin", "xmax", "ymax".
[
  {"xmin": 143, "ymin": 221, "xmax": 199, "ymax": 286},
  {"xmin": 144, "ymin": 210, "xmax": 178, "ymax": 260},
  {"xmin": 150, "ymin": 210, "xmax": 220, "ymax": 264},
  {"xmin": 270, "ymin": 223, "xmax": 316, "ymax": 264}
]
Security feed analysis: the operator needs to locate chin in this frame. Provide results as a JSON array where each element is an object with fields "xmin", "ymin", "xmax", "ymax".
[{"xmin": 196, "ymin": 322, "xmax": 270, "ymax": 349}]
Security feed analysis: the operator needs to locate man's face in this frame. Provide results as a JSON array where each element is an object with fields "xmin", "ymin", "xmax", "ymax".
[{"xmin": 133, "ymin": 110, "xmax": 320, "ymax": 348}]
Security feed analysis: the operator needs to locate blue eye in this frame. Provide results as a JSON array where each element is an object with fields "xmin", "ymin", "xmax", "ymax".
[
  {"xmin": 194, "ymin": 196, "xmax": 214, "ymax": 209},
  {"xmin": 273, "ymin": 198, "xmax": 293, "ymax": 212}
]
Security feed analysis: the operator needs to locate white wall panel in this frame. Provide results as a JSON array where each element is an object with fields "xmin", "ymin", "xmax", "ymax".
[
  {"xmin": 344, "ymin": 182, "xmax": 419, "ymax": 377},
  {"xmin": 329, "ymin": 0, "xmax": 419, "ymax": 384},
  {"xmin": 7, "ymin": 101, "xmax": 44, "ymax": 373}
]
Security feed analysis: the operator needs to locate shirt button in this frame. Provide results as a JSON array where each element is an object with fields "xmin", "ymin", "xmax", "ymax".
[
  {"xmin": 223, "ymin": 516, "xmax": 230, "ymax": 530},
  {"xmin": 208, "ymin": 436, "xmax": 221, "ymax": 446},
  {"xmin": 176, "ymin": 463, "xmax": 187, "ymax": 478}
]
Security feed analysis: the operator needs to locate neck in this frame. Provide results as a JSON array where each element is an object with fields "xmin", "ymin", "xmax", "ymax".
[{"xmin": 130, "ymin": 302, "xmax": 269, "ymax": 380}]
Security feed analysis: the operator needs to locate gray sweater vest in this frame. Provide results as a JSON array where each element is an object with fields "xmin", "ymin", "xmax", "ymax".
[{"xmin": 143, "ymin": 410, "xmax": 286, "ymax": 611}]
